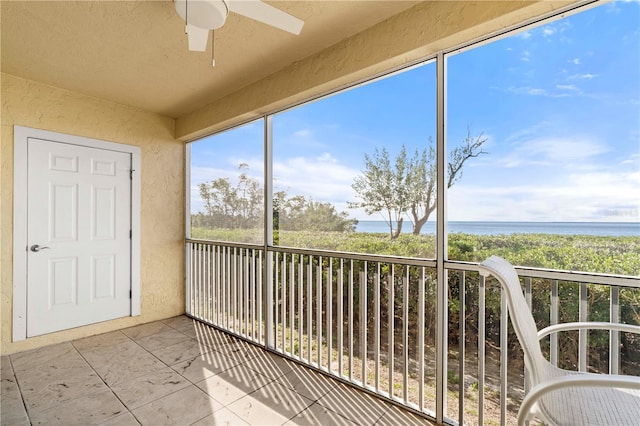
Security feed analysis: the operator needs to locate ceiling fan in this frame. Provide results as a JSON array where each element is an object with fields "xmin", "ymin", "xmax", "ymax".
[{"xmin": 174, "ymin": 0, "xmax": 304, "ymax": 52}]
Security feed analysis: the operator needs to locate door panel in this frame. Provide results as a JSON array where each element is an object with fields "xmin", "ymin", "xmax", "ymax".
[{"xmin": 27, "ymin": 138, "xmax": 132, "ymax": 337}]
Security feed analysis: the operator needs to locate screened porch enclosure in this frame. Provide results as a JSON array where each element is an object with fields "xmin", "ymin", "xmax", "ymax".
[{"xmin": 184, "ymin": 1, "xmax": 639, "ymax": 425}]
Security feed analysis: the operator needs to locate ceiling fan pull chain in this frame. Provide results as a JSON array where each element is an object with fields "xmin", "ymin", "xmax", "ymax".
[
  {"xmin": 185, "ymin": 0, "xmax": 188, "ymax": 34},
  {"xmin": 211, "ymin": 30, "xmax": 216, "ymax": 67}
]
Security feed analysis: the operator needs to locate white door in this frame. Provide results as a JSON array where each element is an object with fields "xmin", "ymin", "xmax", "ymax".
[{"xmin": 27, "ymin": 138, "xmax": 132, "ymax": 337}]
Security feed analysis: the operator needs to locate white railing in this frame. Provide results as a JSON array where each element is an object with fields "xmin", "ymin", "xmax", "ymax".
[{"xmin": 186, "ymin": 239, "xmax": 640, "ymax": 425}]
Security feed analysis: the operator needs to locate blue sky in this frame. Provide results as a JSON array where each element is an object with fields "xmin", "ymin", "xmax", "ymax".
[{"xmin": 191, "ymin": 1, "xmax": 639, "ymax": 223}]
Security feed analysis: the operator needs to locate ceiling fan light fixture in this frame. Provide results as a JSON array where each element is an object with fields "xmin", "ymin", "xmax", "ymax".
[{"xmin": 174, "ymin": 0, "xmax": 229, "ymax": 30}]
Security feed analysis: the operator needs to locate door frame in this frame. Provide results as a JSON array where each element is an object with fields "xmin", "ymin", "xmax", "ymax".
[{"xmin": 13, "ymin": 126, "xmax": 141, "ymax": 341}]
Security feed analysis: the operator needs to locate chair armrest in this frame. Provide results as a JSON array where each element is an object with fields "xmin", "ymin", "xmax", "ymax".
[
  {"xmin": 518, "ymin": 374, "xmax": 640, "ymax": 426},
  {"xmin": 538, "ymin": 322, "xmax": 640, "ymax": 340}
]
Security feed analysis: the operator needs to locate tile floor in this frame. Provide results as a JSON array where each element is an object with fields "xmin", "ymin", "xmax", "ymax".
[{"xmin": 1, "ymin": 316, "xmax": 433, "ymax": 425}]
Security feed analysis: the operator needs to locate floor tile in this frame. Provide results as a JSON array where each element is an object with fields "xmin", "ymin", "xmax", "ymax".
[
  {"xmin": 191, "ymin": 408, "xmax": 249, "ymax": 426},
  {"xmin": 98, "ymin": 411, "xmax": 141, "ymax": 426},
  {"xmin": 1, "ymin": 376, "xmax": 30, "ymax": 425},
  {"xmin": 73, "ymin": 331, "xmax": 130, "ymax": 353},
  {"xmin": 10, "ymin": 343, "xmax": 76, "ymax": 373},
  {"xmin": 242, "ymin": 350, "xmax": 296, "ymax": 380},
  {"xmin": 192, "ymin": 326, "xmax": 239, "ymax": 348},
  {"xmin": 196, "ymin": 364, "xmax": 273, "ymax": 405},
  {"xmin": 21, "ymin": 369, "xmax": 107, "ymax": 414},
  {"xmin": 374, "ymin": 405, "xmax": 432, "ymax": 425},
  {"xmin": 274, "ymin": 364, "xmax": 338, "ymax": 401},
  {"xmin": 1, "ymin": 355, "xmax": 14, "ymax": 379},
  {"xmin": 162, "ymin": 315, "xmax": 199, "ymax": 331},
  {"xmin": 85, "ymin": 340, "xmax": 166, "ymax": 386},
  {"xmin": 131, "ymin": 385, "xmax": 223, "ymax": 426},
  {"xmin": 28, "ymin": 388, "xmax": 127, "ymax": 425},
  {"xmin": 134, "ymin": 329, "xmax": 192, "ymax": 352},
  {"xmin": 109, "ymin": 367, "xmax": 191, "ymax": 409},
  {"xmin": 171, "ymin": 351, "xmax": 242, "ymax": 383},
  {"xmin": 212, "ymin": 340, "xmax": 262, "ymax": 362},
  {"xmin": 317, "ymin": 383, "xmax": 390, "ymax": 425},
  {"xmin": 150, "ymin": 337, "xmax": 216, "ymax": 366},
  {"xmin": 226, "ymin": 381, "xmax": 313, "ymax": 425},
  {"xmin": 121, "ymin": 321, "xmax": 174, "ymax": 339},
  {"xmin": 284, "ymin": 402, "xmax": 359, "ymax": 426}
]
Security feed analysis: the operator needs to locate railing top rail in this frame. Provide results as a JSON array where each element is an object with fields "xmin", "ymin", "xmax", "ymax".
[
  {"xmin": 186, "ymin": 238, "xmax": 437, "ymax": 267},
  {"xmin": 268, "ymin": 245, "xmax": 438, "ymax": 267},
  {"xmin": 186, "ymin": 238, "xmax": 262, "ymax": 251},
  {"xmin": 185, "ymin": 239, "xmax": 639, "ymax": 287},
  {"xmin": 446, "ymin": 260, "xmax": 640, "ymax": 288}
]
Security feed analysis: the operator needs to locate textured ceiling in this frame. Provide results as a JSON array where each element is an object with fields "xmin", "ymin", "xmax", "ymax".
[{"xmin": 1, "ymin": 0, "xmax": 421, "ymax": 118}]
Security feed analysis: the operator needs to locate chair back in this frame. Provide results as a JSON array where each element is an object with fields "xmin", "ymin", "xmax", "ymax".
[{"xmin": 479, "ymin": 256, "xmax": 548, "ymax": 384}]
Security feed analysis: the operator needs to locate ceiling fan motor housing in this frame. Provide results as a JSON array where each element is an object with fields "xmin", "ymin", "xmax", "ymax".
[{"xmin": 174, "ymin": 0, "xmax": 229, "ymax": 30}]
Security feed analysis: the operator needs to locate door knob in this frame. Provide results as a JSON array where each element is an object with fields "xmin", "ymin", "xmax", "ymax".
[{"xmin": 30, "ymin": 244, "xmax": 50, "ymax": 252}]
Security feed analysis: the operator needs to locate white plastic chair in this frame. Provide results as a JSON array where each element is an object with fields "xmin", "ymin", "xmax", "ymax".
[{"xmin": 478, "ymin": 255, "xmax": 640, "ymax": 426}]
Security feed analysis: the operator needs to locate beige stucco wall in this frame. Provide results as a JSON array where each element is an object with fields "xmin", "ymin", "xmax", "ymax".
[{"xmin": 1, "ymin": 74, "xmax": 184, "ymax": 355}]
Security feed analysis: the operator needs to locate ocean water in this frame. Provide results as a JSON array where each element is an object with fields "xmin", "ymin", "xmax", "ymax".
[{"xmin": 356, "ymin": 221, "xmax": 640, "ymax": 237}]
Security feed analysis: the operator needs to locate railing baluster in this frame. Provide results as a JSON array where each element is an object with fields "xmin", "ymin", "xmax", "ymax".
[
  {"xmin": 610, "ymin": 285, "xmax": 620, "ymax": 374},
  {"xmin": 479, "ymin": 273, "xmax": 486, "ymax": 426},
  {"xmin": 458, "ymin": 271, "xmax": 465, "ymax": 426},
  {"xmin": 550, "ymin": 280, "xmax": 559, "ymax": 366},
  {"xmin": 198, "ymin": 244, "xmax": 202, "ymax": 318},
  {"xmin": 328, "ymin": 258, "xmax": 333, "ymax": 373},
  {"xmin": 251, "ymin": 250, "xmax": 256, "ymax": 341},
  {"xmin": 245, "ymin": 249, "xmax": 250, "ymax": 337},
  {"xmin": 419, "ymin": 267, "xmax": 426, "ymax": 413},
  {"xmin": 349, "ymin": 259, "xmax": 354, "ymax": 381},
  {"xmin": 338, "ymin": 259, "xmax": 344, "ymax": 377},
  {"xmin": 524, "ymin": 276, "xmax": 532, "ymax": 394},
  {"xmin": 388, "ymin": 264, "xmax": 395, "ymax": 398},
  {"xmin": 403, "ymin": 266, "xmax": 409, "ymax": 403},
  {"xmin": 282, "ymin": 253, "xmax": 287, "ymax": 352},
  {"xmin": 274, "ymin": 252, "xmax": 279, "ymax": 349},
  {"xmin": 290, "ymin": 255, "xmax": 295, "ymax": 355},
  {"xmin": 360, "ymin": 263, "xmax": 368, "ymax": 387},
  {"xmin": 317, "ymin": 256, "xmax": 323, "ymax": 367},
  {"xmin": 500, "ymin": 282, "xmax": 508, "ymax": 426},
  {"xmin": 298, "ymin": 256, "xmax": 304, "ymax": 360},
  {"xmin": 258, "ymin": 250, "xmax": 263, "ymax": 343},
  {"xmin": 307, "ymin": 255, "xmax": 313, "ymax": 363},
  {"xmin": 579, "ymin": 282, "xmax": 588, "ymax": 372},
  {"xmin": 374, "ymin": 262, "xmax": 380, "ymax": 392}
]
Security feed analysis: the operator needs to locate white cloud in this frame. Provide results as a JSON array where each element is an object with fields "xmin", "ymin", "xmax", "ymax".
[
  {"xmin": 556, "ymin": 84, "xmax": 577, "ymax": 90},
  {"xmin": 497, "ymin": 136, "xmax": 609, "ymax": 168},
  {"xmin": 517, "ymin": 31, "xmax": 532, "ymax": 40},
  {"xmin": 521, "ymin": 50, "xmax": 531, "ymax": 62},
  {"xmin": 449, "ymin": 169, "xmax": 640, "ymax": 222},
  {"xmin": 273, "ymin": 153, "xmax": 360, "ymax": 205},
  {"xmin": 570, "ymin": 58, "xmax": 581, "ymax": 65},
  {"xmin": 569, "ymin": 73, "xmax": 598, "ymax": 80},
  {"xmin": 543, "ymin": 28, "xmax": 556, "ymax": 37}
]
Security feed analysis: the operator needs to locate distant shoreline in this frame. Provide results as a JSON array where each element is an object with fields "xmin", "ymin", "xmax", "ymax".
[{"xmin": 355, "ymin": 220, "xmax": 640, "ymax": 237}]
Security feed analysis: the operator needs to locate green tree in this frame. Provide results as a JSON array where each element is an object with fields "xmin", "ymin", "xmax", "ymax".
[
  {"xmin": 197, "ymin": 163, "xmax": 263, "ymax": 229},
  {"xmin": 349, "ymin": 146, "xmax": 413, "ymax": 239},
  {"xmin": 350, "ymin": 128, "xmax": 487, "ymax": 239},
  {"xmin": 279, "ymin": 195, "xmax": 357, "ymax": 232}
]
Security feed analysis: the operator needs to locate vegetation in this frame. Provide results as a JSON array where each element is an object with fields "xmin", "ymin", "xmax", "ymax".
[
  {"xmin": 191, "ymin": 226, "xmax": 640, "ymax": 373},
  {"xmin": 194, "ymin": 164, "xmax": 356, "ymax": 236}
]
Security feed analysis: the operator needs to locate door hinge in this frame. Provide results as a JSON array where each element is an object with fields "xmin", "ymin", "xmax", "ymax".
[
  {"xmin": 129, "ymin": 169, "xmax": 134, "ymax": 179},
  {"xmin": 129, "ymin": 230, "xmax": 132, "ymax": 239},
  {"xmin": 129, "ymin": 290, "xmax": 132, "ymax": 299}
]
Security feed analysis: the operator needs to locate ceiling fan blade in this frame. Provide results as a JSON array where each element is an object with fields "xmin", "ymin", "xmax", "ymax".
[
  {"xmin": 186, "ymin": 24, "xmax": 210, "ymax": 51},
  {"xmin": 227, "ymin": 0, "xmax": 304, "ymax": 35}
]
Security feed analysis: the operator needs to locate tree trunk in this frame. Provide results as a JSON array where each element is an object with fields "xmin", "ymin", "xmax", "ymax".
[{"xmin": 391, "ymin": 217, "xmax": 403, "ymax": 240}]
